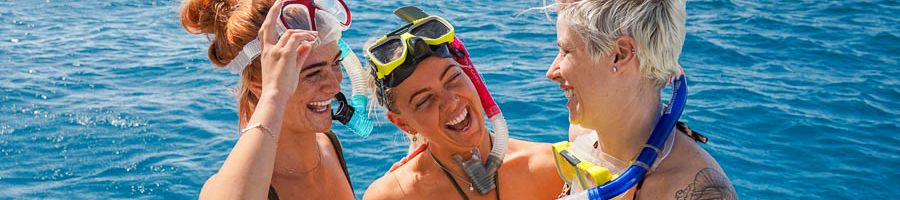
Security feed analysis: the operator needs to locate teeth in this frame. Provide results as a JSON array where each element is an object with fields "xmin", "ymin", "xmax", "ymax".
[
  {"xmin": 309, "ymin": 99, "xmax": 332, "ymax": 107},
  {"xmin": 445, "ymin": 109, "xmax": 468, "ymax": 126},
  {"xmin": 564, "ymin": 90, "xmax": 574, "ymax": 98}
]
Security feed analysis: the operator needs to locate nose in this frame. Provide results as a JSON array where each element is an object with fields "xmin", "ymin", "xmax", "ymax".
[
  {"xmin": 438, "ymin": 89, "xmax": 462, "ymax": 112},
  {"xmin": 547, "ymin": 54, "xmax": 563, "ymax": 83},
  {"xmin": 319, "ymin": 67, "xmax": 341, "ymax": 95}
]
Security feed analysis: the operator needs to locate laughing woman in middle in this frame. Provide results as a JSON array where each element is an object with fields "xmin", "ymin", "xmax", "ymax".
[{"xmin": 362, "ymin": 7, "xmax": 563, "ymax": 200}]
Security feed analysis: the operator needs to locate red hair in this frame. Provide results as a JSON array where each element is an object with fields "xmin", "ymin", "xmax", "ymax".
[{"xmin": 180, "ymin": 0, "xmax": 274, "ymax": 127}]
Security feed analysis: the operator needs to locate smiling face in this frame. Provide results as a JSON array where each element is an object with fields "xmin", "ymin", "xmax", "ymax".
[
  {"xmin": 282, "ymin": 41, "xmax": 344, "ymax": 133},
  {"xmin": 547, "ymin": 15, "xmax": 625, "ymax": 129},
  {"xmin": 385, "ymin": 56, "xmax": 487, "ymax": 153}
]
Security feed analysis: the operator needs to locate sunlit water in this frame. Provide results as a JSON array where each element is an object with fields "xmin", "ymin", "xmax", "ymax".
[{"xmin": 1, "ymin": 0, "xmax": 897, "ymax": 199}]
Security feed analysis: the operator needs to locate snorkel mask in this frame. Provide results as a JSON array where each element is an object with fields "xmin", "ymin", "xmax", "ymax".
[
  {"xmin": 223, "ymin": 0, "xmax": 373, "ymax": 137},
  {"xmin": 365, "ymin": 6, "xmax": 510, "ymax": 195},
  {"xmin": 556, "ymin": 74, "xmax": 688, "ymax": 200}
]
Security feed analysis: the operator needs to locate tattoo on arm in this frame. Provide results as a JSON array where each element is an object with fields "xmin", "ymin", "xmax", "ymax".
[{"xmin": 675, "ymin": 168, "xmax": 737, "ymax": 200}]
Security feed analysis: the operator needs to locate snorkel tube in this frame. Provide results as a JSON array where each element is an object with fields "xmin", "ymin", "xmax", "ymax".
[
  {"xmin": 394, "ymin": 6, "xmax": 509, "ymax": 195},
  {"xmin": 560, "ymin": 75, "xmax": 688, "ymax": 200},
  {"xmin": 333, "ymin": 39, "xmax": 375, "ymax": 137}
]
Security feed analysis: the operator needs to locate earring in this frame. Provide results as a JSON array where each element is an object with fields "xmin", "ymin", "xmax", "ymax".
[
  {"xmin": 409, "ymin": 130, "xmax": 418, "ymax": 142},
  {"xmin": 612, "ymin": 66, "xmax": 618, "ymax": 73}
]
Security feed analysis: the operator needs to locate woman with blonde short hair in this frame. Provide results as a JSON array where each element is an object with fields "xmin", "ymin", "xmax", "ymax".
[{"xmin": 547, "ymin": 0, "xmax": 737, "ymax": 199}]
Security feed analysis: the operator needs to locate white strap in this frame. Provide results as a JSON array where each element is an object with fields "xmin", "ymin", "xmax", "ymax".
[{"xmin": 223, "ymin": 38, "xmax": 262, "ymax": 74}]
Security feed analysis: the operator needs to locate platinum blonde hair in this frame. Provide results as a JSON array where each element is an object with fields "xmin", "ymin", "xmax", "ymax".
[{"xmin": 558, "ymin": 0, "xmax": 686, "ymax": 86}]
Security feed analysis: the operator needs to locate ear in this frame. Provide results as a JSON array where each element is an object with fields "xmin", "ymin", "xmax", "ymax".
[
  {"xmin": 248, "ymin": 80, "xmax": 263, "ymax": 99},
  {"xmin": 387, "ymin": 111, "xmax": 416, "ymax": 135},
  {"xmin": 613, "ymin": 36, "xmax": 638, "ymax": 70}
]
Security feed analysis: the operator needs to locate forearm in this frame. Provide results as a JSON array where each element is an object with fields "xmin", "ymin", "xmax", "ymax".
[{"xmin": 201, "ymin": 94, "xmax": 288, "ymax": 199}]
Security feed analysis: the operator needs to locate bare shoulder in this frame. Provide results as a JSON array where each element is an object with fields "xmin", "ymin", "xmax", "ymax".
[
  {"xmin": 507, "ymin": 139, "xmax": 553, "ymax": 159},
  {"xmin": 644, "ymin": 133, "xmax": 737, "ymax": 200},
  {"xmin": 363, "ymin": 172, "xmax": 406, "ymax": 200},
  {"xmin": 501, "ymin": 139, "xmax": 565, "ymax": 199},
  {"xmin": 506, "ymin": 139, "xmax": 556, "ymax": 170}
]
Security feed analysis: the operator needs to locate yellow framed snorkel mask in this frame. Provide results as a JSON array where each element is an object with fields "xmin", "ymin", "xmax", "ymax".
[
  {"xmin": 364, "ymin": 15, "xmax": 456, "ymax": 85},
  {"xmin": 552, "ymin": 141, "xmax": 616, "ymax": 190}
]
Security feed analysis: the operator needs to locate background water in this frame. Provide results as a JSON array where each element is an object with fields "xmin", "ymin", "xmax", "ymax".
[{"xmin": 1, "ymin": 0, "xmax": 897, "ymax": 199}]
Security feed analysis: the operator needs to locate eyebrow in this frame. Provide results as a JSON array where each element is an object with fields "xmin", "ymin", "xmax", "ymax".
[
  {"xmin": 408, "ymin": 64, "xmax": 456, "ymax": 105},
  {"xmin": 440, "ymin": 64, "xmax": 455, "ymax": 79},
  {"xmin": 302, "ymin": 51, "xmax": 343, "ymax": 73}
]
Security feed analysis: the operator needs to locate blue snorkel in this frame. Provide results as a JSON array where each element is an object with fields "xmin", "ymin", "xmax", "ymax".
[
  {"xmin": 332, "ymin": 39, "xmax": 375, "ymax": 137},
  {"xmin": 561, "ymin": 74, "xmax": 688, "ymax": 200}
]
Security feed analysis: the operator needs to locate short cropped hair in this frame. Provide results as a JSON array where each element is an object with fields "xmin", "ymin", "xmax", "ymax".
[{"xmin": 559, "ymin": 0, "xmax": 686, "ymax": 86}]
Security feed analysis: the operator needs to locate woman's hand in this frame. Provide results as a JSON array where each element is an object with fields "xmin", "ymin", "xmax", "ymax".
[{"xmin": 257, "ymin": 2, "xmax": 317, "ymax": 102}]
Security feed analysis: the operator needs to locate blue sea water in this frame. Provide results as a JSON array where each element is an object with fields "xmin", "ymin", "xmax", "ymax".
[{"xmin": 0, "ymin": 0, "xmax": 898, "ymax": 199}]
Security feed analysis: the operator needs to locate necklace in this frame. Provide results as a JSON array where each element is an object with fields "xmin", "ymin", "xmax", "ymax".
[
  {"xmin": 284, "ymin": 138, "xmax": 324, "ymax": 175},
  {"xmin": 429, "ymin": 150, "xmax": 475, "ymax": 191}
]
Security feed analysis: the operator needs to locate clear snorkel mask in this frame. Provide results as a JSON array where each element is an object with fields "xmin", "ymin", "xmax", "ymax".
[{"xmin": 225, "ymin": 0, "xmax": 374, "ymax": 137}]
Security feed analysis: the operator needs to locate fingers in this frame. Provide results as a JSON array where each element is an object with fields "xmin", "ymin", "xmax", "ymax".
[
  {"xmin": 278, "ymin": 30, "xmax": 317, "ymax": 69},
  {"xmin": 259, "ymin": 0, "xmax": 286, "ymax": 45},
  {"xmin": 276, "ymin": 29, "xmax": 317, "ymax": 49}
]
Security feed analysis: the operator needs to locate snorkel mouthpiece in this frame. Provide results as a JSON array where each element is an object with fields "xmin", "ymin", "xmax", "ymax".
[
  {"xmin": 331, "ymin": 92, "xmax": 354, "ymax": 124},
  {"xmin": 453, "ymin": 148, "xmax": 496, "ymax": 194}
]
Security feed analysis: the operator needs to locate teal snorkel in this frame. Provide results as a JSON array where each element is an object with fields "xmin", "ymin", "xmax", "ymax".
[{"xmin": 333, "ymin": 39, "xmax": 375, "ymax": 137}]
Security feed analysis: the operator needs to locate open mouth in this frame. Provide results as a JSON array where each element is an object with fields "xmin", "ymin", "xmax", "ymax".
[
  {"xmin": 561, "ymin": 82, "xmax": 576, "ymax": 106},
  {"xmin": 445, "ymin": 107, "xmax": 472, "ymax": 133},
  {"xmin": 307, "ymin": 98, "xmax": 332, "ymax": 113}
]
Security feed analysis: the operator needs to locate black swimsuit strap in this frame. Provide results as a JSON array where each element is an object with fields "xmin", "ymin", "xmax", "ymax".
[
  {"xmin": 430, "ymin": 150, "xmax": 501, "ymax": 200},
  {"xmin": 430, "ymin": 150, "xmax": 471, "ymax": 200}
]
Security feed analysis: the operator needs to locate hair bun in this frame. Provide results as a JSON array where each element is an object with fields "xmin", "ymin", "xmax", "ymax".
[{"xmin": 179, "ymin": 0, "xmax": 236, "ymax": 34}]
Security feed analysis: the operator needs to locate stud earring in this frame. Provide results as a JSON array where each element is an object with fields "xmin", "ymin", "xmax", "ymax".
[{"xmin": 612, "ymin": 66, "xmax": 618, "ymax": 73}]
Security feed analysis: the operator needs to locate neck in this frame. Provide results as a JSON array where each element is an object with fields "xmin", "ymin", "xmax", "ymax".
[
  {"xmin": 590, "ymin": 89, "xmax": 660, "ymax": 162},
  {"xmin": 423, "ymin": 128, "xmax": 493, "ymax": 182},
  {"xmin": 273, "ymin": 125, "xmax": 323, "ymax": 178}
]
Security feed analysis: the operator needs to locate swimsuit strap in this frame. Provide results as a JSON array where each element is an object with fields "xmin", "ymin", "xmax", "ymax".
[
  {"xmin": 429, "ymin": 150, "xmax": 501, "ymax": 200},
  {"xmin": 430, "ymin": 150, "xmax": 471, "ymax": 200},
  {"xmin": 269, "ymin": 131, "xmax": 353, "ymax": 200},
  {"xmin": 323, "ymin": 130, "xmax": 354, "ymax": 188}
]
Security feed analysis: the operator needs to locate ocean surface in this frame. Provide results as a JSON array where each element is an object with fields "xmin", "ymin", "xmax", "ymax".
[{"xmin": 1, "ymin": 0, "xmax": 898, "ymax": 199}]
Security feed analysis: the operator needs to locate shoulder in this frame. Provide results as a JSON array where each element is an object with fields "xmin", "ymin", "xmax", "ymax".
[
  {"xmin": 506, "ymin": 139, "xmax": 555, "ymax": 170},
  {"xmin": 505, "ymin": 140, "xmax": 562, "ymax": 182},
  {"xmin": 501, "ymin": 139, "xmax": 566, "ymax": 199},
  {"xmin": 363, "ymin": 172, "xmax": 406, "ymax": 200},
  {"xmin": 639, "ymin": 133, "xmax": 737, "ymax": 200}
]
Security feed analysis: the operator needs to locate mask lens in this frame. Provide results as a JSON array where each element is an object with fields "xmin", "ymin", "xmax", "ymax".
[
  {"xmin": 410, "ymin": 19, "xmax": 450, "ymax": 39},
  {"xmin": 371, "ymin": 38, "xmax": 404, "ymax": 65},
  {"xmin": 313, "ymin": 0, "xmax": 350, "ymax": 27},
  {"xmin": 282, "ymin": 4, "xmax": 313, "ymax": 30}
]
